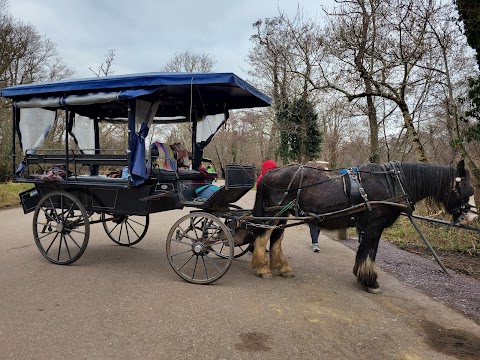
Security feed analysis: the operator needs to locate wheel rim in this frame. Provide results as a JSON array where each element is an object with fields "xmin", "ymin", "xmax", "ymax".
[
  {"xmin": 166, "ymin": 212, "xmax": 234, "ymax": 284},
  {"xmin": 33, "ymin": 191, "xmax": 89, "ymax": 265},
  {"xmin": 102, "ymin": 214, "xmax": 149, "ymax": 246}
]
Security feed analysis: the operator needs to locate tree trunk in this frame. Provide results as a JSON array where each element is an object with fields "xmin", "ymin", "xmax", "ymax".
[
  {"xmin": 365, "ymin": 85, "xmax": 380, "ymax": 163},
  {"xmin": 398, "ymin": 101, "xmax": 428, "ymax": 162}
]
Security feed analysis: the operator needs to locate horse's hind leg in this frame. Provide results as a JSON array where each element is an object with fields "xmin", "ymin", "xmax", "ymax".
[
  {"xmin": 269, "ymin": 227, "xmax": 293, "ymax": 277},
  {"xmin": 251, "ymin": 229, "xmax": 273, "ymax": 278},
  {"xmin": 353, "ymin": 227, "xmax": 382, "ymax": 293}
]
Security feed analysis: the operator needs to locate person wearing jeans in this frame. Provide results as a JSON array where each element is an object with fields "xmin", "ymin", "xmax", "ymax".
[{"xmin": 309, "ymin": 222, "xmax": 320, "ymax": 252}]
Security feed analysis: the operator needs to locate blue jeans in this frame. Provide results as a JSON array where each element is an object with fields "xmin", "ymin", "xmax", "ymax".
[{"xmin": 309, "ymin": 223, "xmax": 320, "ymax": 244}]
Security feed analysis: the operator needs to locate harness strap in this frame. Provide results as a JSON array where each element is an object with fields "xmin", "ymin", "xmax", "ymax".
[
  {"xmin": 278, "ymin": 166, "xmax": 305, "ymax": 208},
  {"xmin": 383, "ymin": 162, "xmax": 414, "ymax": 214},
  {"xmin": 341, "ymin": 167, "xmax": 372, "ymax": 211}
]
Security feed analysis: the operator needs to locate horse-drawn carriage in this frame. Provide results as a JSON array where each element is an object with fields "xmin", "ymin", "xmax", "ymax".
[
  {"xmin": 1, "ymin": 72, "xmax": 270, "ymax": 284},
  {"xmin": 2, "ymin": 72, "xmax": 478, "ymax": 291}
]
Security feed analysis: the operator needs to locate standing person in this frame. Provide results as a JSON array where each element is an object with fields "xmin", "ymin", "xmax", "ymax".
[
  {"xmin": 256, "ymin": 159, "xmax": 277, "ymax": 187},
  {"xmin": 305, "ymin": 161, "xmax": 328, "ymax": 253},
  {"xmin": 309, "ymin": 222, "xmax": 320, "ymax": 252}
]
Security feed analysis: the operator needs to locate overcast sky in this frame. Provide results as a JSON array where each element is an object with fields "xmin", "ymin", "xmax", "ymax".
[{"xmin": 7, "ymin": 0, "xmax": 335, "ymax": 81}]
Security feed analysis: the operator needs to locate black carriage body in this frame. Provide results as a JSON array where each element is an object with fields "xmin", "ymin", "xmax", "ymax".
[{"xmin": 2, "ymin": 72, "xmax": 269, "ymax": 282}]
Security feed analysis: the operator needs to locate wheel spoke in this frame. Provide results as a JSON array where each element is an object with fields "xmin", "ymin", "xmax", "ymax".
[
  {"xmin": 63, "ymin": 201, "xmax": 76, "ymax": 221},
  {"xmin": 124, "ymin": 222, "xmax": 131, "ymax": 245},
  {"xmin": 33, "ymin": 191, "xmax": 89, "ymax": 265},
  {"xmin": 203, "ymin": 254, "xmax": 227, "ymax": 273},
  {"xmin": 65, "ymin": 231, "xmax": 83, "ymax": 250},
  {"xmin": 107, "ymin": 222, "xmax": 121, "ymax": 236},
  {"xmin": 175, "ymin": 225, "xmax": 197, "ymax": 243},
  {"xmin": 56, "ymin": 233, "xmax": 63, "ymax": 261},
  {"xmin": 166, "ymin": 212, "xmax": 234, "ymax": 284},
  {"xmin": 201, "ymin": 256, "xmax": 208, "ymax": 279},
  {"xmin": 36, "ymin": 229, "xmax": 57, "ymax": 241},
  {"xmin": 63, "ymin": 234, "xmax": 73, "ymax": 260},
  {"xmin": 48, "ymin": 198, "xmax": 59, "ymax": 221},
  {"xmin": 102, "ymin": 214, "xmax": 148, "ymax": 246},
  {"xmin": 126, "ymin": 218, "xmax": 145, "ymax": 227},
  {"xmin": 68, "ymin": 228, "xmax": 86, "ymax": 235},
  {"xmin": 170, "ymin": 247, "xmax": 194, "ymax": 256},
  {"xmin": 44, "ymin": 232, "xmax": 60, "ymax": 253},
  {"xmin": 41, "ymin": 208, "xmax": 57, "ymax": 223},
  {"xmin": 125, "ymin": 221, "xmax": 141, "ymax": 239},
  {"xmin": 177, "ymin": 254, "xmax": 195, "ymax": 271},
  {"xmin": 192, "ymin": 256, "xmax": 199, "ymax": 278}
]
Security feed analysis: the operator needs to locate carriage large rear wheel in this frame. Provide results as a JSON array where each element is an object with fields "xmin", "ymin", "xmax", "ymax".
[
  {"xmin": 101, "ymin": 213, "xmax": 149, "ymax": 246},
  {"xmin": 166, "ymin": 212, "xmax": 234, "ymax": 284},
  {"xmin": 33, "ymin": 191, "xmax": 90, "ymax": 265}
]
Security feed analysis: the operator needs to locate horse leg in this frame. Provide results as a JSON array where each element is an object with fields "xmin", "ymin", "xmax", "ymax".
[
  {"xmin": 251, "ymin": 228, "xmax": 273, "ymax": 278},
  {"xmin": 353, "ymin": 227, "xmax": 382, "ymax": 293},
  {"xmin": 269, "ymin": 226, "xmax": 294, "ymax": 277}
]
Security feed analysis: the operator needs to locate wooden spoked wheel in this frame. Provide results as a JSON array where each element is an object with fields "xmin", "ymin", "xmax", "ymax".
[
  {"xmin": 33, "ymin": 191, "xmax": 90, "ymax": 265},
  {"xmin": 101, "ymin": 213, "xmax": 149, "ymax": 246},
  {"xmin": 166, "ymin": 212, "xmax": 234, "ymax": 284}
]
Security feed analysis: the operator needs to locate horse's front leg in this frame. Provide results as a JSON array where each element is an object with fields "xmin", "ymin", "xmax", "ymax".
[
  {"xmin": 353, "ymin": 226, "xmax": 382, "ymax": 293},
  {"xmin": 251, "ymin": 228, "xmax": 273, "ymax": 278},
  {"xmin": 269, "ymin": 225, "xmax": 293, "ymax": 277}
]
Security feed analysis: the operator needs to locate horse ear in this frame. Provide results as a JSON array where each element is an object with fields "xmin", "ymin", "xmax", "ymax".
[{"xmin": 456, "ymin": 160, "xmax": 466, "ymax": 177}]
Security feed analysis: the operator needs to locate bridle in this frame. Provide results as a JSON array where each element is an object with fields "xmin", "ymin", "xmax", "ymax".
[{"xmin": 447, "ymin": 176, "xmax": 478, "ymax": 224}]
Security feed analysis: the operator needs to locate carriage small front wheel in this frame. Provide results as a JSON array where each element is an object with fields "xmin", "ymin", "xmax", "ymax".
[
  {"xmin": 101, "ymin": 213, "xmax": 149, "ymax": 246},
  {"xmin": 166, "ymin": 212, "xmax": 234, "ymax": 284},
  {"xmin": 33, "ymin": 191, "xmax": 90, "ymax": 265}
]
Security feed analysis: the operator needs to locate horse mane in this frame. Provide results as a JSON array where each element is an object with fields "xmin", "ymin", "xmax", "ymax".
[{"xmin": 397, "ymin": 162, "xmax": 455, "ymax": 205}]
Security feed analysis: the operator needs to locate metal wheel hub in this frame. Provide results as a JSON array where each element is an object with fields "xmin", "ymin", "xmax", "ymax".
[
  {"xmin": 56, "ymin": 223, "xmax": 64, "ymax": 232},
  {"xmin": 193, "ymin": 242, "xmax": 205, "ymax": 255}
]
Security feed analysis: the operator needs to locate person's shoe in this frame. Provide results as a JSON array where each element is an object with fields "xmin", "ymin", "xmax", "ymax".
[{"xmin": 312, "ymin": 243, "xmax": 319, "ymax": 253}]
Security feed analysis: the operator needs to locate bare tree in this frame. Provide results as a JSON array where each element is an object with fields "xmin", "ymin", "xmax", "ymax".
[
  {"xmin": 89, "ymin": 49, "xmax": 115, "ymax": 77},
  {"xmin": 0, "ymin": 0, "xmax": 73, "ymax": 181},
  {"xmin": 248, "ymin": 11, "xmax": 325, "ymax": 163},
  {"xmin": 162, "ymin": 51, "xmax": 216, "ymax": 73}
]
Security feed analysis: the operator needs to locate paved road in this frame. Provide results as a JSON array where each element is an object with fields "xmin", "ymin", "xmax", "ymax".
[{"xmin": 0, "ymin": 188, "xmax": 479, "ymax": 360}]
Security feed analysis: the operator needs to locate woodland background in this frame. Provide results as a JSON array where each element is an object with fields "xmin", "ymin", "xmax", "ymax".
[{"xmin": 1, "ymin": 0, "xmax": 480, "ymax": 195}]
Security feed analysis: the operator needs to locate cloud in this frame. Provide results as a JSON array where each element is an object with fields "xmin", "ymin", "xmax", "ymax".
[{"xmin": 8, "ymin": 0, "xmax": 332, "ymax": 80}]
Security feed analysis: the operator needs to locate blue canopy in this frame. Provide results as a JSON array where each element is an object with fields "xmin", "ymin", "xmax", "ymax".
[
  {"xmin": 1, "ymin": 72, "xmax": 272, "ymax": 118},
  {"xmin": 2, "ymin": 72, "xmax": 272, "ymax": 186}
]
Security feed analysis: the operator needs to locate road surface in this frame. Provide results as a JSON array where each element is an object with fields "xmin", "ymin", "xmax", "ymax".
[{"xmin": 0, "ymin": 188, "xmax": 479, "ymax": 359}]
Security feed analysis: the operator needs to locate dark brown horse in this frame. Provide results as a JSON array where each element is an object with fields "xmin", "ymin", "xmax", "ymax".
[{"xmin": 242, "ymin": 160, "xmax": 477, "ymax": 293}]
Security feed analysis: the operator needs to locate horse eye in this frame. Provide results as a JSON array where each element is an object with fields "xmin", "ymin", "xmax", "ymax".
[{"xmin": 455, "ymin": 177, "xmax": 462, "ymax": 183}]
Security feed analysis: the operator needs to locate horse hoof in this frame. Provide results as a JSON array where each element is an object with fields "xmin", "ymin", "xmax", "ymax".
[
  {"xmin": 281, "ymin": 272, "xmax": 294, "ymax": 278},
  {"xmin": 366, "ymin": 286, "xmax": 382, "ymax": 294},
  {"xmin": 258, "ymin": 272, "xmax": 272, "ymax": 279}
]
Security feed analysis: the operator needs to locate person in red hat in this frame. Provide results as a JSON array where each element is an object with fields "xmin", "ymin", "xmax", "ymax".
[{"xmin": 256, "ymin": 159, "xmax": 277, "ymax": 187}]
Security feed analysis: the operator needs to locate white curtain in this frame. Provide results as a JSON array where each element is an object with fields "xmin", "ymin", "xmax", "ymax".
[
  {"xmin": 71, "ymin": 115, "xmax": 95, "ymax": 154},
  {"xmin": 196, "ymin": 113, "xmax": 225, "ymax": 143},
  {"xmin": 19, "ymin": 108, "xmax": 56, "ymax": 154}
]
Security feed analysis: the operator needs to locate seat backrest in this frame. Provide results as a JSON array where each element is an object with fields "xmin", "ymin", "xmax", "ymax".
[
  {"xmin": 170, "ymin": 143, "xmax": 190, "ymax": 168},
  {"xmin": 150, "ymin": 142, "xmax": 177, "ymax": 171}
]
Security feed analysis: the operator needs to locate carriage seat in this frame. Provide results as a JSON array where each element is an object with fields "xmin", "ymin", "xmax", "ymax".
[
  {"xmin": 151, "ymin": 168, "xmax": 215, "ymax": 181},
  {"xmin": 67, "ymin": 175, "xmax": 129, "ymax": 184}
]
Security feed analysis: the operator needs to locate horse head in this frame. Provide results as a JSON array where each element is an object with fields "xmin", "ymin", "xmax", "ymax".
[{"xmin": 446, "ymin": 160, "xmax": 478, "ymax": 225}]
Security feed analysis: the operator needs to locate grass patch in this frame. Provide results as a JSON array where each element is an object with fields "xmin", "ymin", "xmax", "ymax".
[
  {"xmin": 383, "ymin": 216, "xmax": 480, "ymax": 254},
  {"xmin": 335, "ymin": 201, "xmax": 480, "ymax": 255},
  {"xmin": 0, "ymin": 182, "xmax": 34, "ymax": 208}
]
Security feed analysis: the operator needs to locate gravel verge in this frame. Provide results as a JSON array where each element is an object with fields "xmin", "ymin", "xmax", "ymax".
[{"xmin": 336, "ymin": 237, "xmax": 480, "ymax": 325}]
